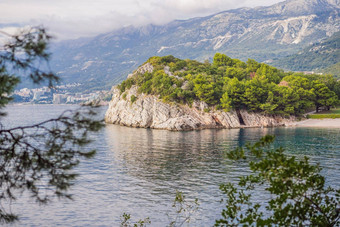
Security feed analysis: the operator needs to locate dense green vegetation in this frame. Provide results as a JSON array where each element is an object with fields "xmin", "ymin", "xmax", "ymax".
[
  {"xmin": 118, "ymin": 53, "xmax": 340, "ymax": 115},
  {"xmin": 272, "ymin": 31, "xmax": 340, "ymax": 74},
  {"xmin": 216, "ymin": 135, "xmax": 340, "ymax": 226}
]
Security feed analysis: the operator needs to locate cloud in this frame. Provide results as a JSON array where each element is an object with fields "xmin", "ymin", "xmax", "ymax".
[{"xmin": 0, "ymin": 0, "xmax": 284, "ymax": 40}]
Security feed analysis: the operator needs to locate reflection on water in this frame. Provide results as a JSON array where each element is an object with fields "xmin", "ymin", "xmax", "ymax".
[{"xmin": 2, "ymin": 105, "xmax": 340, "ymax": 226}]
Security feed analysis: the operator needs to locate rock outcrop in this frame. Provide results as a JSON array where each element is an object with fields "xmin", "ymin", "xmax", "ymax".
[
  {"xmin": 105, "ymin": 86, "xmax": 296, "ymax": 131},
  {"xmin": 127, "ymin": 63, "xmax": 154, "ymax": 78}
]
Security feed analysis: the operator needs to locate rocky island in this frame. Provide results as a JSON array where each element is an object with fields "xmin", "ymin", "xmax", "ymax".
[
  {"xmin": 105, "ymin": 86, "xmax": 295, "ymax": 131},
  {"xmin": 105, "ymin": 54, "xmax": 338, "ymax": 131}
]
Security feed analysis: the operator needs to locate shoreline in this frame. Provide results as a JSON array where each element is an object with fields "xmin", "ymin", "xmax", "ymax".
[
  {"xmin": 8, "ymin": 102, "xmax": 109, "ymax": 106},
  {"xmin": 291, "ymin": 118, "xmax": 340, "ymax": 128}
]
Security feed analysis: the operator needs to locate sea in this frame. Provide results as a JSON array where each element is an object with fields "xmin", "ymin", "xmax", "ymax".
[{"xmin": 2, "ymin": 104, "xmax": 340, "ymax": 226}]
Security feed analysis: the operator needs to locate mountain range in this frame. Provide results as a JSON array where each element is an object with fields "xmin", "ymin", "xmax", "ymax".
[{"xmin": 47, "ymin": 0, "xmax": 340, "ymax": 91}]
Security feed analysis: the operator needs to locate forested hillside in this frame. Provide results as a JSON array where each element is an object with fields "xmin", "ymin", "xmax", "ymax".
[
  {"xmin": 118, "ymin": 54, "xmax": 340, "ymax": 115},
  {"xmin": 272, "ymin": 31, "xmax": 340, "ymax": 75},
  {"xmin": 321, "ymin": 62, "xmax": 340, "ymax": 77}
]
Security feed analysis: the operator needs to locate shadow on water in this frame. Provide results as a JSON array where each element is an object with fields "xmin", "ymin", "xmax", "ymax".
[{"xmin": 105, "ymin": 125, "xmax": 340, "ymax": 177}]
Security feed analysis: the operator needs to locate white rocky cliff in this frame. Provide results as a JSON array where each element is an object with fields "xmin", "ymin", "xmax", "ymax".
[{"xmin": 105, "ymin": 84, "xmax": 295, "ymax": 131}]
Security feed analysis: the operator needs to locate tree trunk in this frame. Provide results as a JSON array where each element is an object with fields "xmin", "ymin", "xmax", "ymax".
[{"xmin": 236, "ymin": 109, "xmax": 245, "ymax": 125}]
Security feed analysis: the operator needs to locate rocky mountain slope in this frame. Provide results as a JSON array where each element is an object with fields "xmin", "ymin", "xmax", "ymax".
[
  {"xmin": 51, "ymin": 0, "xmax": 340, "ymax": 90},
  {"xmin": 272, "ymin": 31, "xmax": 340, "ymax": 73}
]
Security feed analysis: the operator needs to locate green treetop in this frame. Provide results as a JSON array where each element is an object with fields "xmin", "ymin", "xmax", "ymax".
[{"xmin": 118, "ymin": 53, "xmax": 340, "ymax": 116}]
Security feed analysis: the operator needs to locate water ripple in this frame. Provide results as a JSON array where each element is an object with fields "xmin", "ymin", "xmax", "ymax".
[{"xmin": 1, "ymin": 105, "xmax": 340, "ymax": 226}]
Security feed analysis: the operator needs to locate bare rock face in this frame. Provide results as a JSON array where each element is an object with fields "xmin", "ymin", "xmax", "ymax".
[
  {"xmin": 127, "ymin": 63, "xmax": 154, "ymax": 78},
  {"xmin": 136, "ymin": 63, "xmax": 154, "ymax": 75},
  {"xmin": 105, "ymin": 86, "xmax": 296, "ymax": 131},
  {"xmin": 239, "ymin": 110, "xmax": 293, "ymax": 127}
]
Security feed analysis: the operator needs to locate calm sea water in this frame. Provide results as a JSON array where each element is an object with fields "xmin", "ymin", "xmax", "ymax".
[{"xmin": 2, "ymin": 105, "xmax": 340, "ymax": 226}]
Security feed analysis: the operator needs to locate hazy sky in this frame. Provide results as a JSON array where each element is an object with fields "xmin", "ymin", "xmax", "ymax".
[{"xmin": 0, "ymin": 0, "xmax": 284, "ymax": 40}]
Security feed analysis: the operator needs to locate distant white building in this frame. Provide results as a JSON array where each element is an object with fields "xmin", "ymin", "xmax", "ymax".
[
  {"xmin": 66, "ymin": 96, "xmax": 75, "ymax": 103},
  {"xmin": 32, "ymin": 91, "xmax": 44, "ymax": 101},
  {"xmin": 53, "ymin": 94, "xmax": 67, "ymax": 104}
]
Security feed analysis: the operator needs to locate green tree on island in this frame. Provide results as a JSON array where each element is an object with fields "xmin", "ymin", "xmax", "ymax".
[
  {"xmin": 220, "ymin": 77, "xmax": 245, "ymax": 111},
  {"xmin": 120, "ymin": 53, "xmax": 340, "ymax": 116},
  {"xmin": 312, "ymin": 80, "xmax": 338, "ymax": 112}
]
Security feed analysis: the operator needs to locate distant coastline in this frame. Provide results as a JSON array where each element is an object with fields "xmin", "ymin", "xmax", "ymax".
[
  {"xmin": 293, "ymin": 119, "xmax": 340, "ymax": 128},
  {"xmin": 8, "ymin": 102, "xmax": 109, "ymax": 106}
]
